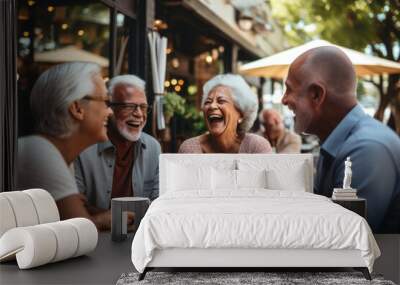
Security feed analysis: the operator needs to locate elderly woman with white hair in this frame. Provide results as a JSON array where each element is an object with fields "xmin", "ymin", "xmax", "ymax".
[
  {"xmin": 179, "ymin": 74, "xmax": 271, "ymax": 153},
  {"xmin": 17, "ymin": 62, "xmax": 113, "ymax": 230}
]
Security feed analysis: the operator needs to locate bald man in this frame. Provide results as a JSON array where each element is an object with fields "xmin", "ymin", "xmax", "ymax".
[
  {"xmin": 258, "ymin": 109, "xmax": 301, "ymax": 153},
  {"xmin": 282, "ymin": 46, "xmax": 400, "ymax": 233}
]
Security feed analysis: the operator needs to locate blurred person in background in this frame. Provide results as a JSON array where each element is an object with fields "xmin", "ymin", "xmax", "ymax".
[
  {"xmin": 17, "ymin": 62, "xmax": 113, "ymax": 230},
  {"xmin": 257, "ymin": 108, "xmax": 301, "ymax": 153},
  {"xmin": 179, "ymin": 74, "xmax": 271, "ymax": 153}
]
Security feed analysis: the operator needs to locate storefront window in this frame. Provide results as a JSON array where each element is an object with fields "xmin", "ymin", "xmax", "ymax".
[
  {"xmin": 115, "ymin": 12, "xmax": 130, "ymax": 76},
  {"xmin": 18, "ymin": 1, "xmax": 110, "ymax": 72},
  {"xmin": 17, "ymin": 0, "xmax": 110, "ymax": 136}
]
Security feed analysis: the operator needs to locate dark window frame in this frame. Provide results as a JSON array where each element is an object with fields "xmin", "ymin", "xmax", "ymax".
[
  {"xmin": 100, "ymin": 0, "xmax": 138, "ymax": 77},
  {"xmin": 1, "ymin": 0, "xmax": 18, "ymax": 192}
]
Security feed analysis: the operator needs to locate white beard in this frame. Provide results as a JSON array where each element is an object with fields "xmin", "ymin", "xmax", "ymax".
[{"xmin": 118, "ymin": 125, "xmax": 142, "ymax": 142}]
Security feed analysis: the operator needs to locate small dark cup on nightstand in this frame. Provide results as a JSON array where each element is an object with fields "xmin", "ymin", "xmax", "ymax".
[{"xmin": 111, "ymin": 197, "xmax": 150, "ymax": 242}]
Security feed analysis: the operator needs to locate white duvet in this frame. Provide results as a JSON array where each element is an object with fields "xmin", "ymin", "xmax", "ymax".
[{"xmin": 131, "ymin": 190, "xmax": 380, "ymax": 273}]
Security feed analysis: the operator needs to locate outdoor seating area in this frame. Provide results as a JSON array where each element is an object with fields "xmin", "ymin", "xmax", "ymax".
[{"xmin": 1, "ymin": 1, "xmax": 400, "ymax": 284}]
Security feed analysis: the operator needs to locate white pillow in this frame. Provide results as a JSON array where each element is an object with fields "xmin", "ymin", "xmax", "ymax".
[
  {"xmin": 211, "ymin": 169, "xmax": 268, "ymax": 190},
  {"xmin": 212, "ymin": 168, "xmax": 237, "ymax": 190},
  {"xmin": 266, "ymin": 167, "xmax": 306, "ymax": 192},
  {"xmin": 237, "ymin": 169, "xmax": 267, "ymax": 189},
  {"xmin": 167, "ymin": 162, "xmax": 212, "ymax": 191},
  {"xmin": 238, "ymin": 159, "xmax": 308, "ymax": 192}
]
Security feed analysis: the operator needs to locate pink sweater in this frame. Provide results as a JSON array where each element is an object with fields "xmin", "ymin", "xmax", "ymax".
[{"xmin": 178, "ymin": 133, "xmax": 272, "ymax": 153}]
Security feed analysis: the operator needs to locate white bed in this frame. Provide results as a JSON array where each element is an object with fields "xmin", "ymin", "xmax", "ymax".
[{"xmin": 131, "ymin": 154, "xmax": 380, "ymax": 280}]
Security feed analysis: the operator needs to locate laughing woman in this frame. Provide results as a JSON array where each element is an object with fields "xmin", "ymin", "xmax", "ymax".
[{"xmin": 179, "ymin": 74, "xmax": 272, "ymax": 153}]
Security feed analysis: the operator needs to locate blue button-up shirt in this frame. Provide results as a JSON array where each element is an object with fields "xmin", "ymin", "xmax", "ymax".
[{"xmin": 315, "ymin": 104, "xmax": 400, "ymax": 232}]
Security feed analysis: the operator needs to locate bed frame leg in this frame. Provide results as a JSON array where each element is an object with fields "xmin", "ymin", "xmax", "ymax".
[
  {"xmin": 354, "ymin": 267, "xmax": 371, "ymax": 280},
  {"xmin": 138, "ymin": 268, "xmax": 148, "ymax": 281}
]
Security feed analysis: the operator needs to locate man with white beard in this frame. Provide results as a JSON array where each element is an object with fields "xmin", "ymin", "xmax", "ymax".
[{"xmin": 74, "ymin": 75, "xmax": 161, "ymax": 230}]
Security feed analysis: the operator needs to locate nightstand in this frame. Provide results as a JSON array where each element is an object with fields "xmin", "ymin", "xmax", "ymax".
[{"xmin": 331, "ymin": 198, "xmax": 367, "ymax": 218}]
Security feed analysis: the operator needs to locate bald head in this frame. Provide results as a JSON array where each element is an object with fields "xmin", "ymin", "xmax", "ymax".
[
  {"xmin": 262, "ymin": 109, "xmax": 282, "ymax": 123},
  {"xmin": 282, "ymin": 46, "xmax": 358, "ymax": 140},
  {"xmin": 291, "ymin": 46, "xmax": 357, "ymax": 103},
  {"xmin": 260, "ymin": 108, "xmax": 284, "ymax": 141}
]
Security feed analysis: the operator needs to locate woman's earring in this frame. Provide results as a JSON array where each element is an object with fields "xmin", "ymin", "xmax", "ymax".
[{"xmin": 238, "ymin": 119, "xmax": 243, "ymax": 124}]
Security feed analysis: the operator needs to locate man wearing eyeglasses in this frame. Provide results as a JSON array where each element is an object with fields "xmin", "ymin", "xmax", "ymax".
[{"xmin": 74, "ymin": 75, "xmax": 161, "ymax": 231}]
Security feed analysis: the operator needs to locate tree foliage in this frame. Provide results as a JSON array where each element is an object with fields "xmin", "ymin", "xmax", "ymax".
[{"xmin": 271, "ymin": 0, "xmax": 400, "ymax": 133}]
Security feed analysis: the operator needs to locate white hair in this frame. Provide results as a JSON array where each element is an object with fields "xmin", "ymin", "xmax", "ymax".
[
  {"xmin": 202, "ymin": 74, "xmax": 258, "ymax": 134},
  {"xmin": 108, "ymin": 74, "xmax": 146, "ymax": 100},
  {"xmin": 30, "ymin": 62, "xmax": 101, "ymax": 138}
]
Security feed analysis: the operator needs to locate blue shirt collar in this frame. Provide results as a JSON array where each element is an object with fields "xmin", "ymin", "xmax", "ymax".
[{"xmin": 321, "ymin": 104, "xmax": 365, "ymax": 158}]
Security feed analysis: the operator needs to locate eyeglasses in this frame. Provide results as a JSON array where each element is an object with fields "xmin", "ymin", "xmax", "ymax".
[
  {"xmin": 109, "ymin": 102, "xmax": 152, "ymax": 114},
  {"xmin": 82, "ymin": 96, "xmax": 112, "ymax": 107}
]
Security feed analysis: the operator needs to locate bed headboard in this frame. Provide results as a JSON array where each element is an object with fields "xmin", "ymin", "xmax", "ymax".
[{"xmin": 159, "ymin": 154, "xmax": 314, "ymax": 195}]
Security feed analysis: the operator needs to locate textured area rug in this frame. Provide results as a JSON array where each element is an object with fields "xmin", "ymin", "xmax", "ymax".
[{"xmin": 116, "ymin": 271, "xmax": 395, "ymax": 285}]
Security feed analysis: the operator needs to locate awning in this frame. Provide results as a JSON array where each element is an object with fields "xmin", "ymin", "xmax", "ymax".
[
  {"xmin": 239, "ymin": 39, "xmax": 400, "ymax": 78},
  {"xmin": 182, "ymin": 0, "xmax": 269, "ymax": 58}
]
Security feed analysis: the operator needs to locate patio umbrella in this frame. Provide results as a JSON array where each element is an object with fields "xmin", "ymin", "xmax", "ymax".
[
  {"xmin": 34, "ymin": 45, "xmax": 109, "ymax": 67},
  {"xmin": 239, "ymin": 39, "xmax": 400, "ymax": 79}
]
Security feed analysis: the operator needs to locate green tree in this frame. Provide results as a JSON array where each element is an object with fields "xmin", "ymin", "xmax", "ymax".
[{"xmin": 271, "ymin": 0, "xmax": 400, "ymax": 133}]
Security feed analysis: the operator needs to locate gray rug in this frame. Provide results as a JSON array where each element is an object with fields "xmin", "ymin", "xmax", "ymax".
[{"xmin": 116, "ymin": 271, "xmax": 396, "ymax": 285}]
